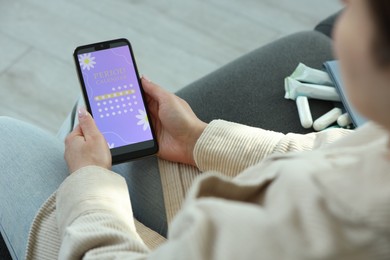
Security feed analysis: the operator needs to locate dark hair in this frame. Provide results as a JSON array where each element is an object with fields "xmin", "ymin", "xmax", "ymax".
[{"xmin": 367, "ymin": 1, "xmax": 390, "ymax": 65}]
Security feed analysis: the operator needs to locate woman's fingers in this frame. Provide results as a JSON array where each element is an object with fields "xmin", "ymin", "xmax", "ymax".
[
  {"xmin": 77, "ymin": 108, "xmax": 101, "ymax": 140},
  {"xmin": 141, "ymin": 76, "xmax": 170, "ymax": 103}
]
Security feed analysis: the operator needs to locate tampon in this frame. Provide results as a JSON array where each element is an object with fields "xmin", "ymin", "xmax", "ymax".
[
  {"xmin": 337, "ymin": 113, "xmax": 352, "ymax": 127},
  {"xmin": 284, "ymin": 77, "xmax": 341, "ymax": 102},
  {"xmin": 313, "ymin": 108, "xmax": 343, "ymax": 131},
  {"xmin": 291, "ymin": 63, "xmax": 334, "ymax": 86},
  {"xmin": 296, "ymin": 96, "xmax": 313, "ymax": 129}
]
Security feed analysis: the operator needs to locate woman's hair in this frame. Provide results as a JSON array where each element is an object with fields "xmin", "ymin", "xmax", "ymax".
[{"xmin": 367, "ymin": 0, "xmax": 390, "ymax": 65}]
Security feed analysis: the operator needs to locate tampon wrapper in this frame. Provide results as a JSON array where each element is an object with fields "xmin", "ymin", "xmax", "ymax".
[
  {"xmin": 291, "ymin": 63, "xmax": 334, "ymax": 86},
  {"xmin": 313, "ymin": 108, "xmax": 343, "ymax": 131},
  {"xmin": 296, "ymin": 96, "xmax": 313, "ymax": 129},
  {"xmin": 285, "ymin": 77, "xmax": 341, "ymax": 102},
  {"xmin": 337, "ymin": 113, "xmax": 352, "ymax": 127}
]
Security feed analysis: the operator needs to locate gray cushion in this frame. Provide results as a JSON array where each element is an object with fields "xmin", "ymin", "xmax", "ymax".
[{"xmin": 314, "ymin": 11, "xmax": 343, "ymax": 38}]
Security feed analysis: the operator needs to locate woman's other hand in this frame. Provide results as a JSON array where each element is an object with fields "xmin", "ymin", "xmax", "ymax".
[
  {"xmin": 142, "ymin": 77, "xmax": 207, "ymax": 166},
  {"xmin": 64, "ymin": 108, "xmax": 112, "ymax": 173}
]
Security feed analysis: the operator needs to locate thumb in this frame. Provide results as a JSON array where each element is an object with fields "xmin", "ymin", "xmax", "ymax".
[
  {"xmin": 78, "ymin": 107, "xmax": 101, "ymax": 138},
  {"xmin": 141, "ymin": 76, "xmax": 169, "ymax": 102}
]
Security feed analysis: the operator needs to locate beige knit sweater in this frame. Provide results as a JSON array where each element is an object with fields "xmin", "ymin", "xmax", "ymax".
[{"xmin": 25, "ymin": 120, "xmax": 390, "ymax": 259}]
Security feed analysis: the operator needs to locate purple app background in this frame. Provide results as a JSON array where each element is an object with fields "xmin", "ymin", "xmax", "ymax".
[{"xmin": 78, "ymin": 45, "xmax": 153, "ymax": 149}]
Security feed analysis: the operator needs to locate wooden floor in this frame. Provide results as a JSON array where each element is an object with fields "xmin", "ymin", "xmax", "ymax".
[{"xmin": 0, "ymin": 0, "xmax": 342, "ymax": 134}]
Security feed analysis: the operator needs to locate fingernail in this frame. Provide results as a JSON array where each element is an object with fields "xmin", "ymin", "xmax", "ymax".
[
  {"xmin": 78, "ymin": 107, "xmax": 88, "ymax": 118},
  {"xmin": 141, "ymin": 75, "xmax": 151, "ymax": 82}
]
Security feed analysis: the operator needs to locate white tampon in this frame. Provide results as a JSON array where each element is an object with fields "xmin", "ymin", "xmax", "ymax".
[
  {"xmin": 284, "ymin": 77, "xmax": 341, "ymax": 102},
  {"xmin": 337, "ymin": 113, "xmax": 352, "ymax": 127},
  {"xmin": 296, "ymin": 96, "xmax": 313, "ymax": 129},
  {"xmin": 313, "ymin": 108, "xmax": 343, "ymax": 131},
  {"xmin": 291, "ymin": 63, "xmax": 334, "ymax": 86}
]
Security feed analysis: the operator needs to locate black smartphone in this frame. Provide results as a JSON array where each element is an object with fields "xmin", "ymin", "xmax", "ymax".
[{"xmin": 73, "ymin": 38, "xmax": 158, "ymax": 164}]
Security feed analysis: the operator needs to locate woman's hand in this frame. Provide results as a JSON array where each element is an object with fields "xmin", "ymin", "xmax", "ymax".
[
  {"xmin": 64, "ymin": 108, "xmax": 112, "ymax": 173},
  {"xmin": 142, "ymin": 77, "xmax": 207, "ymax": 166}
]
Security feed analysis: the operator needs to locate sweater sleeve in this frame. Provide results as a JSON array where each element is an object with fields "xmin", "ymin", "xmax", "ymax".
[
  {"xmin": 56, "ymin": 166, "xmax": 385, "ymax": 260},
  {"xmin": 56, "ymin": 166, "xmax": 150, "ymax": 259},
  {"xmin": 193, "ymin": 120, "xmax": 352, "ymax": 176}
]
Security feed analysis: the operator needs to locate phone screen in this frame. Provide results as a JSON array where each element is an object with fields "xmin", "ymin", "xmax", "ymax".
[{"xmin": 75, "ymin": 40, "xmax": 157, "ymax": 162}]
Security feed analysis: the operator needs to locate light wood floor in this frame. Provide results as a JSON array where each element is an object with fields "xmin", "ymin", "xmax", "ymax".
[{"xmin": 0, "ymin": 0, "xmax": 342, "ymax": 134}]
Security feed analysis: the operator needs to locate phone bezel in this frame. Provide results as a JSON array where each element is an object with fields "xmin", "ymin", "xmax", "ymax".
[{"xmin": 73, "ymin": 38, "xmax": 158, "ymax": 164}]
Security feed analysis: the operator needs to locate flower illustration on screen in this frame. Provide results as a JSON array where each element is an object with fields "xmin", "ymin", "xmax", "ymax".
[
  {"xmin": 78, "ymin": 53, "xmax": 96, "ymax": 70},
  {"xmin": 136, "ymin": 109, "xmax": 149, "ymax": 131}
]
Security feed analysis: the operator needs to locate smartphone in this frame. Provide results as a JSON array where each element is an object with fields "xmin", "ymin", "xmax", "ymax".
[{"xmin": 73, "ymin": 38, "xmax": 158, "ymax": 164}]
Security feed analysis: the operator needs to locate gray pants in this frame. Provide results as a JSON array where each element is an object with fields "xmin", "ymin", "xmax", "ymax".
[{"xmin": 0, "ymin": 31, "xmax": 333, "ymax": 260}]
